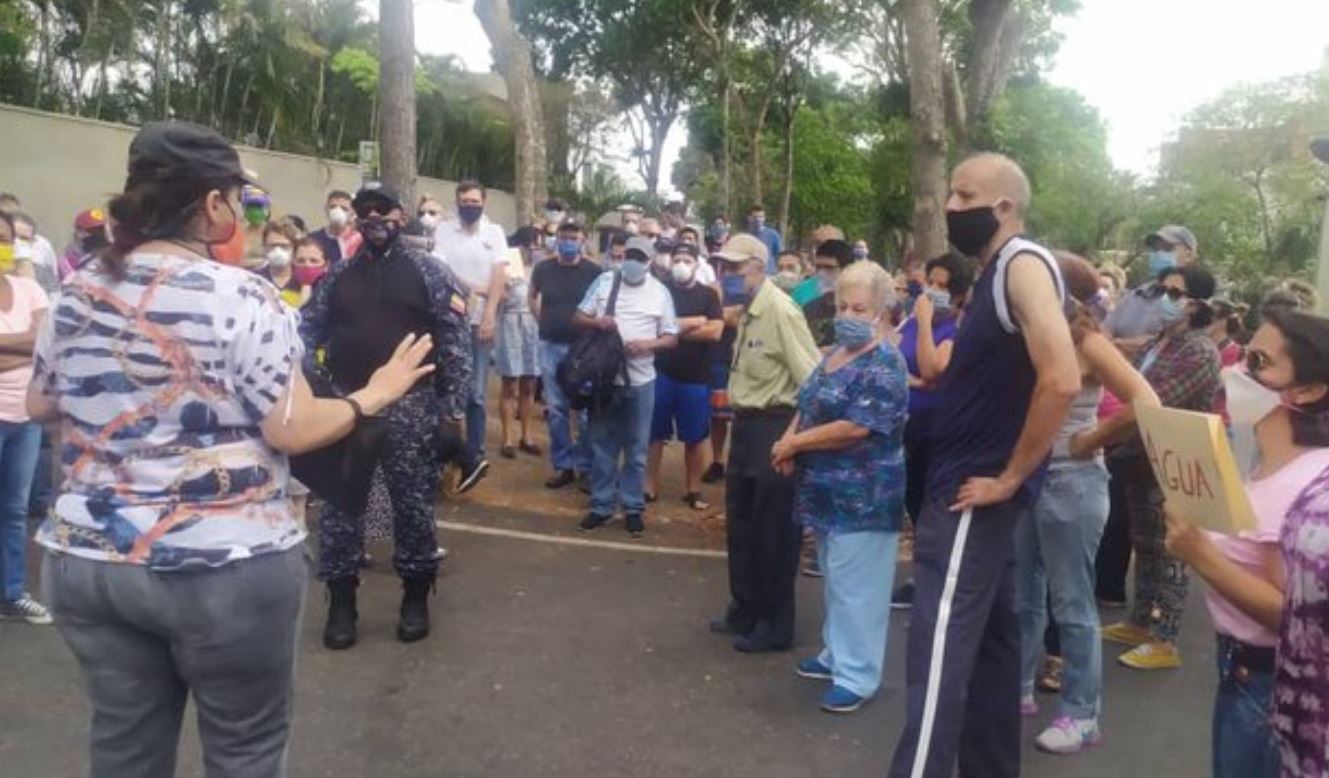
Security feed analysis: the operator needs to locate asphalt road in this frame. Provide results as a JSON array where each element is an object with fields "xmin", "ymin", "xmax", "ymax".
[{"xmin": 2, "ymin": 524, "xmax": 1217, "ymax": 778}]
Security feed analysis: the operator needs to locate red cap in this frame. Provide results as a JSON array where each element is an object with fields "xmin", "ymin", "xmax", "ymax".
[{"xmin": 74, "ymin": 208, "xmax": 106, "ymax": 231}]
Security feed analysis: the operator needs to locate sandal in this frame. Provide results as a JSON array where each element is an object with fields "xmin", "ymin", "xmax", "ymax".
[
  {"xmin": 683, "ymin": 492, "xmax": 710, "ymax": 511},
  {"xmin": 519, "ymin": 440, "xmax": 543, "ymax": 456},
  {"xmin": 499, "ymin": 445, "xmax": 517, "ymax": 459}
]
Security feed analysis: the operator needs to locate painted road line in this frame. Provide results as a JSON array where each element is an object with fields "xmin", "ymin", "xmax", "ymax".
[{"xmin": 437, "ymin": 520, "xmax": 727, "ymax": 559}]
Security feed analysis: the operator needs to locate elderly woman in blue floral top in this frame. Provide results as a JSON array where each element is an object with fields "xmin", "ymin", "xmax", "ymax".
[{"xmin": 771, "ymin": 260, "xmax": 908, "ymax": 714}]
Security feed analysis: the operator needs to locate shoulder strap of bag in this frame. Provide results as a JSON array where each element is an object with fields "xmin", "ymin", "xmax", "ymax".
[{"xmin": 606, "ymin": 270, "xmax": 623, "ymax": 317}]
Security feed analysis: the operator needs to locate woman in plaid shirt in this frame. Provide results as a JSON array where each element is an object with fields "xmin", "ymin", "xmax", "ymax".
[{"xmin": 1101, "ymin": 264, "xmax": 1221, "ymax": 670}]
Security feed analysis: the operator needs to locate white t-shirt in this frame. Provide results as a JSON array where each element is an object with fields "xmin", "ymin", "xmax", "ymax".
[
  {"xmin": 433, "ymin": 215, "xmax": 509, "ymax": 325},
  {"xmin": 578, "ymin": 272, "xmax": 678, "ymax": 386}
]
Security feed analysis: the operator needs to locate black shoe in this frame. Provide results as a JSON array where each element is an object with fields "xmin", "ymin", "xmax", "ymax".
[
  {"xmin": 577, "ymin": 472, "xmax": 591, "ymax": 494},
  {"xmin": 579, "ymin": 512, "xmax": 611, "ymax": 531},
  {"xmin": 323, "ymin": 577, "xmax": 359, "ymax": 650},
  {"xmin": 625, "ymin": 513, "xmax": 644, "ymax": 537},
  {"xmin": 891, "ymin": 580, "xmax": 916, "ymax": 610},
  {"xmin": 545, "ymin": 469, "xmax": 576, "ymax": 490},
  {"xmin": 733, "ymin": 622, "xmax": 791, "ymax": 654},
  {"xmin": 709, "ymin": 603, "xmax": 751, "ymax": 635},
  {"xmin": 397, "ymin": 576, "xmax": 434, "ymax": 643},
  {"xmin": 701, "ymin": 462, "xmax": 725, "ymax": 484},
  {"xmin": 455, "ymin": 457, "xmax": 489, "ymax": 494}
]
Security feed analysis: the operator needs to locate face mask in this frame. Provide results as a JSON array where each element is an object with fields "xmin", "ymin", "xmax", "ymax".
[
  {"xmin": 1148, "ymin": 250, "xmax": 1177, "ymax": 277},
  {"xmin": 244, "ymin": 205, "xmax": 267, "ymax": 228},
  {"xmin": 722, "ymin": 273, "xmax": 749, "ymax": 306},
  {"xmin": 545, "ymin": 210, "xmax": 565, "ymax": 226},
  {"xmin": 624, "ymin": 222, "xmax": 640, "ymax": 235},
  {"xmin": 1158, "ymin": 294, "xmax": 1186, "ymax": 325},
  {"xmin": 0, "ymin": 243, "xmax": 13, "ymax": 274},
  {"xmin": 556, "ymin": 240, "xmax": 580, "ymax": 263},
  {"xmin": 814, "ymin": 269, "xmax": 838, "ymax": 293},
  {"xmin": 749, "ymin": 217, "xmax": 765, "ymax": 232},
  {"xmin": 621, "ymin": 259, "xmax": 648, "ymax": 286},
  {"xmin": 266, "ymin": 247, "xmax": 292, "ymax": 269},
  {"xmin": 328, "ymin": 206, "xmax": 349, "ymax": 227},
  {"xmin": 834, "ymin": 316, "xmax": 877, "ymax": 350},
  {"xmin": 458, "ymin": 204, "xmax": 484, "ymax": 225},
  {"xmin": 293, "ymin": 265, "xmax": 327, "ymax": 287},
  {"xmin": 924, "ymin": 288, "xmax": 951, "ymax": 310},
  {"xmin": 419, "ymin": 213, "xmax": 439, "ymax": 231},
  {"xmin": 671, "ymin": 262, "xmax": 697, "ymax": 286},
  {"xmin": 1223, "ymin": 368, "xmax": 1284, "ymax": 427},
  {"xmin": 852, "ymin": 247, "xmax": 868, "ymax": 260},
  {"xmin": 906, "ymin": 279, "xmax": 923, "ymax": 298},
  {"xmin": 774, "ymin": 270, "xmax": 801, "ymax": 292},
  {"xmin": 946, "ymin": 205, "xmax": 1000, "ymax": 257},
  {"xmin": 208, "ymin": 202, "xmax": 247, "ymax": 265},
  {"xmin": 361, "ymin": 220, "xmax": 400, "ymax": 256}
]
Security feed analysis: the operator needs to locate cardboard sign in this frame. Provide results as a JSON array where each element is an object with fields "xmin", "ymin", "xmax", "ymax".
[{"xmin": 1134, "ymin": 402, "xmax": 1257, "ymax": 535}]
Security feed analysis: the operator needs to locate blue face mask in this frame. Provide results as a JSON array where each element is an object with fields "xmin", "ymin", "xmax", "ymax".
[
  {"xmin": 924, "ymin": 288, "xmax": 951, "ymax": 310},
  {"xmin": 1158, "ymin": 293, "xmax": 1186, "ymax": 324},
  {"xmin": 621, "ymin": 259, "xmax": 648, "ymax": 286},
  {"xmin": 749, "ymin": 217, "xmax": 765, "ymax": 232},
  {"xmin": 1148, "ymin": 250, "xmax": 1177, "ymax": 277},
  {"xmin": 834, "ymin": 316, "xmax": 876, "ymax": 350},
  {"xmin": 458, "ymin": 204, "xmax": 484, "ymax": 225},
  {"xmin": 906, "ymin": 280, "xmax": 923, "ymax": 298},
  {"xmin": 722, "ymin": 273, "xmax": 749, "ymax": 305},
  {"xmin": 556, "ymin": 239, "xmax": 580, "ymax": 262},
  {"xmin": 852, "ymin": 247, "xmax": 868, "ymax": 260}
]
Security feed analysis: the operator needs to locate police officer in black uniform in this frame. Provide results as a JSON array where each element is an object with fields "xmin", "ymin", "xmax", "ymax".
[{"xmin": 300, "ymin": 182, "xmax": 472, "ymax": 650}]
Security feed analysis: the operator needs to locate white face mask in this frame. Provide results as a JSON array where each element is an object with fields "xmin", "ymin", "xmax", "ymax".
[
  {"xmin": 1223, "ymin": 367, "xmax": 1283, "ymax": 427},
  {"xmin": 545, "ymin": 210, "xmax": 565, "ymax": 225},
  {"xmin": 624, "ymin": 222, "xmax": 640, "ymax": 235},
  {"xmin": 419, "ymin": 213, "xmax": 439, "ymax": 231},
  {"xmin": 671, "ymin": 262, "xmax": 696, "ymax": 285},
  {"xmin": 265, "ymin": 247, "xmax": 292, "ymax": 269},
  {"xmin": 14, "ymin": 239, "xmax": 34, "ymax": 260},
  {"xmin": 327, "ymin": 206, "xmax": 349, "ymax": 227}
]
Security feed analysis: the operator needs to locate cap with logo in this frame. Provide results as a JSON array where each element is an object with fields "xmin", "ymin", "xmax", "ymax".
[
  {"xmin": 73, "ymin": 208, "xmax": 106, "ymax": 232},
  {"xmin": 1145, "ymin": 225, "xmax": 1197, "ymax": 253},
  {"xmin": 711, "ymin": 233, "xmax": 770, "ymax": 265}
]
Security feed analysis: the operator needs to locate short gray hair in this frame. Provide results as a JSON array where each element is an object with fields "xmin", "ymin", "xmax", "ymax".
[{"xmin": 835, "ymin": 260, "xmax": 897, "ymax": 316}]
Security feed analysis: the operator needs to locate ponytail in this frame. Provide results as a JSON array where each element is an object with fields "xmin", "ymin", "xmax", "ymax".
[{"xmin": 101, "ymin": 175, "xmax": 242, "ymax": 280}]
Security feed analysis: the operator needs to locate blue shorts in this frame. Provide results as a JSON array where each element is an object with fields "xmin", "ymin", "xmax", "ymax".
[{"xmin": 651, "ymin": 374, "xmax": 712, "ymax": 445}]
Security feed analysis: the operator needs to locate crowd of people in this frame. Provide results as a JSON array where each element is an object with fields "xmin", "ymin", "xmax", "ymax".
[{"xmin": 2, "ymin": 120, "xmax": 1328, "ymax": 778}]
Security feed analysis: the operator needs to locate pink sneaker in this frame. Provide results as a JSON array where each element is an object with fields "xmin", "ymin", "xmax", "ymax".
[{"xmin": 1020, "ymin": 695, "xmax": 1039, "ymax": 717}]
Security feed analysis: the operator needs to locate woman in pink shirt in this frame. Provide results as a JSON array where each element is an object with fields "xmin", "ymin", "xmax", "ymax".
[
  {"xmin": 0, "ymin": 212, "xmax": 51, "ymax": 624},
  {"xmin": 1165, "ymin": 310, "xmax": 1329, "ymax": 778}
]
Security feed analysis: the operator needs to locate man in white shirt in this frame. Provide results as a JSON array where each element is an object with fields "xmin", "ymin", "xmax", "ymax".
[
  {"xmin": 434, "ymin": 181, "xmax": 510, "ymax": 462},
  {"xmin": 574, "ymin": 237, "xmax": 679, "ymax": 536}
]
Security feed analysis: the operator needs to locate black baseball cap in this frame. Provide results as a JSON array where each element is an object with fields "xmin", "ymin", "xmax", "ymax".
[
  {"xmin": 352, "ymin": 181, "xmax": 403, "ymax": 216},
  {"xmin": 671, "ymin": 243, "xmax": 700, "ymax": 260},
  {"xmin": 127, "ymin": 121, "xmax": 255, "ymax": 188}
]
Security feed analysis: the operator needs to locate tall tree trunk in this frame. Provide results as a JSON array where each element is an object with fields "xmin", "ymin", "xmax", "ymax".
[
  {"xmin": 476, "ymin": 0, "xmax": 548, "ymax": 224},
  {"xmin": 34, "ymin": 3, "xmax": 49, "ymax": 107},
  {"xmin": 719, "ymin": 75, "xmax": 732, "ymax": 217},
  {"xmin": 378, "ymin": 0, "xmax": 417, "ymax": 203},
  {"xmin": 155, "ymin": 1, "xmax": 173, "ymax": 118},
  {"xmin": 644, "ymin": 114, "xmax": 672, "ymax": 200},
  {"xmin": 777, "ymin": 108, "xmax": 796, "ymax": 239},
  {"xmin": 901, "ymin": 0, "xmax": 948, "ymax": 266}
]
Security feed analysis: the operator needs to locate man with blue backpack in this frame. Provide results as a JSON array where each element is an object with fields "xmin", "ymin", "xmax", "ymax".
[{"xmin": 571, "ymin": 236, "xmax": 679, "ymax": 537}]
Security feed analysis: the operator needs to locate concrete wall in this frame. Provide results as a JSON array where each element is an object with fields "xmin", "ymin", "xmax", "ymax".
[{"xmin": 0, "ymin": 104, "xmax": 516, "ymax": 243}]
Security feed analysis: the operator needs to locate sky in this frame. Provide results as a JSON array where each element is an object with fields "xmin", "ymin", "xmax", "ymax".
[{"xmin": 412, "ymin": 0, "xmax": 1329, "ymax": 187}]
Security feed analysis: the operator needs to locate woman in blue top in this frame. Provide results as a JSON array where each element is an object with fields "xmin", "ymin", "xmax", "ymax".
[{"xmin": 771, "ymin": 260, "xmax": 909, "ymax": 713}]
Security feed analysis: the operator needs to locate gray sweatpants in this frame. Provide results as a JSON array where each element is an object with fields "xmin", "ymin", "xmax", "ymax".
[{"xmin": 43, "ymin": 548, "xmax": 308, "ymax": 778}]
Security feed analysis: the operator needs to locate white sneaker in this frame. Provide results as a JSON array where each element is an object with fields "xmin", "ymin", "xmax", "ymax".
[
  {"xmin": 2, "ymin": 593, "xmax": 53, "ymax": 625},
  {"xmin": 1034, "ymin": 716, "xmax": 1101, "ymax": 755}
]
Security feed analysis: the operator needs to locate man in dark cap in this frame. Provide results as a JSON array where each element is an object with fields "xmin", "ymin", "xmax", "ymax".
[{"xmin": 300, "ymin": 181, "xmax": 474, "ymax": 650}]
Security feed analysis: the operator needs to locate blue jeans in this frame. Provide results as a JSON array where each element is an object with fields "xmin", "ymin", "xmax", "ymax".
[
  {"xmin": 539, "ymin": 341, "xmax": 590, "ymax": 474},
  {"xmin": 466, "ymin": 331, "xmax": 493, "ymax": 458},
  {"xmin": 815, "ymin": 529, "xmax": 900, "ymax": 698},
  {"xmin": 0, "ymin": 421, "xmax": 42, "ymax": 602},
  {"xmin": 588, "ymin": 382, "xmax": 654, "ymax": 516},
  {"xmin": 1014, "ymin": 461, "xmax": 1108, "ymax": 719},
  {"xmin": 1213, "ymin": 634, "xmax": 1280, "ymax": 778}
]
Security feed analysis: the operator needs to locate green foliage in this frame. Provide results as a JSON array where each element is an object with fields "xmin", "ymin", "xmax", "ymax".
[{"xmin": 0, "ymin": 0, "xmax": 515, "ymax": 187}]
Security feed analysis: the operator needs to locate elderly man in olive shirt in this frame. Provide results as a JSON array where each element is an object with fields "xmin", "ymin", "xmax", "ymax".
[{"xmin": 708, "ymin": 233, "xmax": 821, "ymax": 652}]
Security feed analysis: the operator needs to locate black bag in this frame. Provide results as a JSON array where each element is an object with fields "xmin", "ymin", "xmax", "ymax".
[
  {"xmin": 289, "ymin": 368, "xmax": 390, "ymax": 517},
  {"xmin": 556, "ymin": 271, "xmax": 628, "ymax": 412}
]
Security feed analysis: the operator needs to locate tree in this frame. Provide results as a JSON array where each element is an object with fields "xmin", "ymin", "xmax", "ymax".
[
  {"xmin": 377, "ymin": 0, "xmax": 416, "ymax": 203},
  {"xmin": 476, "ymin": 0, "xmax": 549, "ymax": 222},
  {"xmin": 901, "ymin": 0, "xmax": 948, "ymax": 264}
]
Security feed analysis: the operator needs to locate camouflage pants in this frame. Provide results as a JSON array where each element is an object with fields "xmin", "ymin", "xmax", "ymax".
[{"xmin": 317, "ymin": 391, "xmax": 442, "ymax": 581}]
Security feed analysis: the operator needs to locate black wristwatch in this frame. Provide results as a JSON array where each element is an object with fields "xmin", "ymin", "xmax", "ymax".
[{"xmin": 343, "ymin": 396, "xmax": 366, "ymax": 420}]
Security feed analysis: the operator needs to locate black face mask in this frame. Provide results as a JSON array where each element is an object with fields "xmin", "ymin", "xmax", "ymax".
[
  {"xmin": 361, "ymin": 220, "xmax": 400, "ymax": 257},
  {"xmin": 458, "ymin": 204, "xmax": 484, "ymax": 225},
  {"xmin": 946, "ymin": 206, "xmax": 1000, "ymax": 257}
]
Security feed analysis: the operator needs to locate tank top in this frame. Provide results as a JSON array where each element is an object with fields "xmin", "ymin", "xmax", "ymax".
[
  {"xmin": 1051, "ymin": 382, "xmax": 1104, "ymax": 464},
  {"xmin": 926, "ymin": 236, "xmax": 1065, "ymax": 505}
]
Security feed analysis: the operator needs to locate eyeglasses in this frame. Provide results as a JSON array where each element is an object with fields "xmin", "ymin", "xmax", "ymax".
[
  {"xmin": 356, "ymin": 203, "xmax": 395, "ymax": 219},
  {"xmin": 1246, "ymin": 349, "xmax": 1272, "ymax": 375}
]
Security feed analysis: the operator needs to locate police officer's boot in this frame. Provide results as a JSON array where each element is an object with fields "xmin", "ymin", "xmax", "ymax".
[
  {"xmin": 397, "ymin": 576, "xmax": 434, "ymax": 643},
  {"xmin": 323, "ymin": 576, "xmax": 359, "ymax": 650}
]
